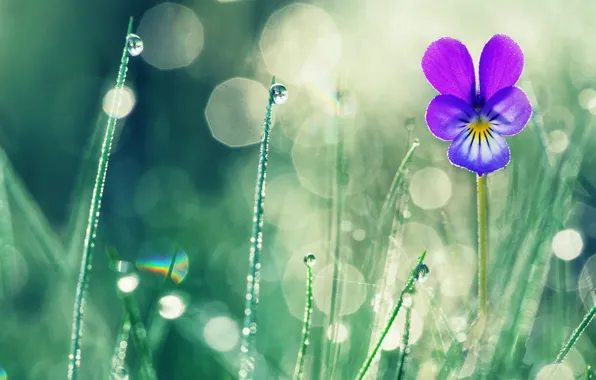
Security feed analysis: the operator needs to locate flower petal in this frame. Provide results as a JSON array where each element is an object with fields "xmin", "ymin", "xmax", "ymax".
[
  {"xmin": 479, "ymin": 35, "xmax": 524, "ymax": 103},
  {"xmin": 425, "ymin": 94, "xmax": 476, "ymax": 141},
  {"xmin": 481, "ymin": 86, "xmax": 532, "ymax": 136},
  {"xmin": 422, "ymin": 37, "xmax": 476, "ymax": 104},
  {"xmin": 447, "ymin": 128, "xmax": 511, "ymax": 176}
]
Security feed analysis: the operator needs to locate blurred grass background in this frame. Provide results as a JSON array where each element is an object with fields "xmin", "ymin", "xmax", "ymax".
[{"xmin": 0, "ymin": 0, "xmax": 596, "ymax": 379}]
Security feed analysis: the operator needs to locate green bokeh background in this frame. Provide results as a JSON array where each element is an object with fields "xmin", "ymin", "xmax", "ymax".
[{"xmin": 0, "ymin": 0, "xmax": 595, "ymax": 379}]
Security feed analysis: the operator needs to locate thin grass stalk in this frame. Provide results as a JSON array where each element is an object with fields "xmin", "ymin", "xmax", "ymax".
[
  {"xmin": 554, "ymin": 305, "xmax": 596, "ymax": 363},
  {"xmin": 355, "ymin": 250, "xmax": 427, "ymax": 380},
  {"xmin": 106, "ymin": 247, "xmax": 157, "ymax": 380},
  {"xmin": 109, "ymin": 316, "xmax": 131, "ymax": 376},
  {"xmin": 293, "ymin": 256, "xmax": 314, "ymax": 379},
  {"xmin": 121, "ymin": 294, "xmax": 158, "ymax": 380},
  {"xmin": 362, "ymin": 138, "xmax": 419, "ymax": 379},
  {"xmin": 67, "ymin": 17, "xmax": 134, "ymax": 380},
  {"xmin": 238, "ymin": 76, "xmax": 277, "ymax": 380},
  {"xmin": 395, "ymin": 304, "xmax": 412, "ymax": 380},
  {"xmin": 321, "ymin": 86, "xmax": 346, "ymax": 379}
]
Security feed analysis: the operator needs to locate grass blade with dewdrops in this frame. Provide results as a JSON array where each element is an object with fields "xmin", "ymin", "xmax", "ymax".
[
  {"xmin": 107, "ymin": 247, "xmax": 158, "ymax": 380},
  {"xmin": 324, "ymin": 87, "xmax": 346, "ymax": 379},
  {"xmin": 585, "ymin": 365, "xmax": 594, "ymax": 380},
  {"xmin": 376, "ymin": 139, "xmax": 419, "ymax": 237},
  {"xmin": 239, "ymin": 76, "xmax": 286, "ymax": 380},
  {"xmin": 67, "ymin": 17, "xmax": 136, "ymax": 380},
  {"xmin": 395, "ymin": 302, "xmax": 412, "ymax": 380},
  {"xmin": 355, "ymin": 250, "xmax": 428, "ymax": 380},
  {"xmin": 553, "ymin": 305, "xmax": 596, "ymax": 363},
  {"xmin": 109, "ymin": 316, "xmax": 131, "ymax": 377},
  {"xmin": 293, "ymin": 254, "xmax": 315, "ymax": 380}
]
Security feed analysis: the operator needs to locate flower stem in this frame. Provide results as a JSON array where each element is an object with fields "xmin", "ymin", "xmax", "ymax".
[
  {"xmin": 355, "ymin": 250, "xmax": 427, "ymax": 380},
  {"xmin": 293, "ymin": 261, "xmax": 314, "ymax": 379},
  {"xmin": 67, "ymin": 17, "xmax": 134, "ymax": 380},
  {"xmin": 554, "ymin": 305, "xmax": 596, "ymax": 363},
  {"xmin": 238, "ymin": 76, "xmax": 276, "ymax": 380},
  {"xmin": 476, "ymin": 175, "xmax": 488, "ymax": 317}
]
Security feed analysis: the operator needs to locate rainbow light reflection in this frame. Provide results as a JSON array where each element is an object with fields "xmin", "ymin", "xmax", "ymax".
[{"xmin": 136, "ymin": 251, "xmax": 189, "ymax": 284}]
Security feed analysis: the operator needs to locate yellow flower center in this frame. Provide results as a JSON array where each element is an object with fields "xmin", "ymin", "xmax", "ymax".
[{"xmin": 469, "ymin": 120, "xmax": 491, "ymax": 133}]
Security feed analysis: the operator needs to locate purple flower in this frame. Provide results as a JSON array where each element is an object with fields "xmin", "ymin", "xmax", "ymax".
[{"xmin": 421, "ymin": 35, "xmax": 532, "ymax": 176}]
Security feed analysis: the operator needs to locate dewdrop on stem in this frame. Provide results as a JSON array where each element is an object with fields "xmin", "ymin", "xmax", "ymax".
[
  {"xmin": 269, "ymin": 83, "xmax": 288, "ymax": 104},
  {"xmin": 304, "ymin": 253, "xmax": 316, "ymax": 267},
  {"xmin": 414, "ymin": 263, "xmax": 429, "ymax": 284},
  {"xmin": 126, "ymin": 34, "xmax": 143, "ymax": 56},
  {"xmin": 109, "ymin": 366, "xmax": 129, "ymax": 380}
]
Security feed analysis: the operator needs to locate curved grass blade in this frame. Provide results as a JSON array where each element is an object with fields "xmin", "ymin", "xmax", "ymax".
[
  {"xmin": 375, "ymin": 140, "xmax": 419, "ymax": 236},
  {"xmin": 238, "ymin": 76, "xmax": 280, "ymax": 380},
  {"xmin": 361, "ymin": 137, "xmax": 419, "ymax": 379},
  {"xmin": 67, "ymin": 17, "xmax": 135, "ymax": 380},
  {"xmin": 355, "ymin": 250, "xmax": 427, "ymax": 380},
  {"xmin": 293, "ymin": 255, "xmax": 315, "ymax": 379}
]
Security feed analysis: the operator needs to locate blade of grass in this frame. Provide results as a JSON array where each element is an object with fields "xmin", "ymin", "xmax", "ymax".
[
  {"xmin": 293, "ymin": 255, "xmax": 315, "ymax": 379},
  {"xmin": 107, "ymin": 247, "xmax": 157, "ymax": 380},
  {"xmin": 238, "ymin": 76, "xmax": 279, "ymax": 380},
  {"xmin": 355, "ymin": 250, "xmax": 427, "ymax": 380},
  {"xmin": 554, "ymin": 305, "xmax": 596, "ymax": 363},
  {"xmin": 395, "ymin": 303, "xmax": 412, "ymax": 380},
  {"xmin": 67, "ymin": 17, "xmax": 135, "ymax": 380}
]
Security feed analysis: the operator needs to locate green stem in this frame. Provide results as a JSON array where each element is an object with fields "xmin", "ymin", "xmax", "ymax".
[
  {"xmin": 238, "ymin": 76, "xmax": 276, "ymax": 380},
  {"xmin": 355, "ymin": 250, "xmax": 427, "ymax": 380},
  {"xmin": 293, "ymin": 263, "xmax": 314, "ymax": 379},
  {"xmin": 67, "ymin": 17, "xmax": 134, "ymax": 380},
  {"xmin": 376, "ymin": 140, "xmax": 420, "ymax": 234},
  {"xmin": 325, "ymin": 101, "xmax": 345, "ymax": 379},
  {"xmin": 477, "ymin": 175, "xmax": 488, "ymax": 317},
  {"xmin": 109, "ymin": 316, "xmax": 131, "ymax": 374},
  {"xmin": 395, "ymin": 306, "xmax": 412, "ymax": 380},
  {"xmin": 554, "ymin": 305, "xmax": 596, "ymax": 363},
  {"xmin": 106, "ymin": 248, "xmax": 157, "ymax": 380},
  {"xmin": 122, "ymin": 294, "xmax": 158, "ymax": 380}
]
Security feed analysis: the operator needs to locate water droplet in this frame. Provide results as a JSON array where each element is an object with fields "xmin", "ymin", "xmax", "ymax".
[
  {"xmin": 109, "ymin": 365, "xmax": 129, "ymax": 380},
  {"xmin": 412, "ymin": 138, "xmax": 420, "ymax": 147},
  {"xmin": 402, "ymin": 293, "xmax": 413, "ymax": 308},
  {"xmin": 304, "ymin": 253, "xmax": 316, "ymax": 267},
  {"xmin": 126, "ymin": 34, "xmax": 144, "ymax": 57},
  {"xmin": 414, "ymin": 263, "xmax": 430, "ymax": 284},
  {"xmin": 270, "ymin": 83, "xmax": 288, "ymax": 104},
  {"xmin": 402, "ymin": 209, "xmax": 411, "ymax": 219}
]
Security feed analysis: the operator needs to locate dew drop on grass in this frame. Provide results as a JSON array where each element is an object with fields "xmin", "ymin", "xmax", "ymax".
[
  {"xmin": 414, "ymin": 263, "xmax": 429, "ymax": 284},
  {"xmin": 270, "ymin": 83, "xmax": 288, "ymax": 104},
  {"xmin": 126, "ymin": 34, "xmax": 144, "ymax": 56},
  {"xmin": 109, "ymin": 365, "xmax": 129, "ymax": 380},
  {"xmin": 303, "ymin": 253, "xmax": 316, "ymax": 267}
]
